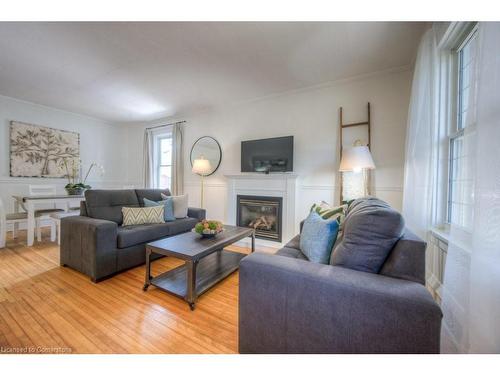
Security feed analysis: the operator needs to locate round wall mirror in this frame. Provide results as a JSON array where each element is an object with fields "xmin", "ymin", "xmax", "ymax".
[{"xmin": 190, "ymin": 136, "xmax": 222, "ymax": 176}]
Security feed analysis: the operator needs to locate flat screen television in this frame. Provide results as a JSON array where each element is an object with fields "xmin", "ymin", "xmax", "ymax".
[{"xmin": 241, "ymin": 136, "xmax": 294, "ymax": 173}]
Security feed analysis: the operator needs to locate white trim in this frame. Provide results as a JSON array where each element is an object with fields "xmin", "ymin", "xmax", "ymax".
[
  {"xmin": 230, "ymin": 65, "xmax": 413, "ymax": 107},
  {"xmin": 225, "ymin": 173, "xmax": 298, "ymax": 247},
  {"xmin": 300, "ymin": 185, "xmax": 338, "ymax": 191},
  {"xmin": 145, "ymin": 65, "xmax": 414, "ymax": 122},
  {"xmin": 184, "ymin": 181, "xmax": 403, "ymax": 193},
  {"xmin": 431, "ymin": 226, "xmax": 450, "ymax": 244},
  {"xmin": 0, "ymin": 94, "xmax": 116, "ymax": 125},
  {"xmin": 150, "ymin": 127, "xmax": 174, "ymax": 190},
  {"xmin": 184, "ymin": 182, "xmax": 226, "ymax": 188},
  {"xmin": 456, "ymin": 24, "xmax": 479, "ymax": 52},
  {"xmin": 223, "ymin": 172, "xmax": 299, "ymax": 179},
  {"xmin": 0, "ymin": 177, "xmax": 129, "ymax": 185},
  {"xmin": 437, "ymin": 22, "xmax": 477, "ymax": 51}
]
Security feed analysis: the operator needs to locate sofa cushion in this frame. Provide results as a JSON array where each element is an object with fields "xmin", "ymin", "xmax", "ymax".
[
  {"xmin": 117, "ymin": 223, "xmax": 171, "ymax": 248},
  {"xmin": 331, "ymin": 197, "xmax": 405, "ymax": 274},
  {"xmin": 276, "ymin": 247, "xmax": 308, "ymax": 260},
  {"xmin": 379, "ymin": 229, "xmax": 426, "ymax": 284},
  {"xmin": 116, "ymin": 217, "xmax": 198, "ymax": 248},
  {"xmin": 85, "ymin": 189, "xmax": 139, "ymax": 224},
  {"xmin": 136, "ymin": 189, "xmax": 171, "ymax": 206},
  {"xmin": 299, "ymin": 211, "xmax": 340, "ymax": 264}
]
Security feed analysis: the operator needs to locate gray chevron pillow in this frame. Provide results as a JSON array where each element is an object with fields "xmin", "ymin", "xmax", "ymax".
[{"xmin": 122, "ymin": 206, "xmax": 165, "ymax": 226}]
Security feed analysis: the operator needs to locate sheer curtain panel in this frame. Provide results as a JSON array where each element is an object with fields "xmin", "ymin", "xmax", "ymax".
[
  {"xmin": 171, "ymin": 122, "xmax": 184, "ymax": 195},
  {"xmin": 143, "ymin": 128, "xmax": 155, "ymax": 188},
  {"xmin": 402, "ymin": 28, "xmax": 440, "ymax": 240},
  {"xmin": 441, "ymin": 22, "xmax": 500, "ymax": 354}
]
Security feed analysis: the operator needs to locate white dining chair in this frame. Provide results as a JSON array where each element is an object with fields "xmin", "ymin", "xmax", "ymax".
[
  {"xmin": 49, "ymin": 210, "xmax": 80, "ymax": 245},
  {"xmin": 0, "ymin": 198, "xmax": 56, "ymax": 248},
  {"xmin": 27, "ymin": 184, "xmax": 63, "ymax": 242}
]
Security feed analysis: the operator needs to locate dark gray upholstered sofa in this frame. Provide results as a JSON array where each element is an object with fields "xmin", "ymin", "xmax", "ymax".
[
  {"xmin": 239, "ymin": 198, "xmax": 443, "ymax": 354},
  {"xmin": 60, "ymin": 189, "xmax": 205, "ymax": 282}
]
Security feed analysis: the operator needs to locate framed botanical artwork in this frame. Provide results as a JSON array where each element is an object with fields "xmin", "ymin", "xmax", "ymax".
[{"xmin": 9, "ymin": 121, "xmax": 80, "ymax": 178}]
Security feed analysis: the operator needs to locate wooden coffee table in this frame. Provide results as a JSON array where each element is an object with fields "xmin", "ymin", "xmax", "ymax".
[{"xmin": 143, "ymin": 225, "xmax": 255, "ymax": 310}]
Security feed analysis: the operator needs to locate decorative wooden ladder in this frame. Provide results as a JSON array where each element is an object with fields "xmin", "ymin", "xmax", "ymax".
[{"xmin": 339, "ymin": 102, "xmax": 372, "ymax": 203}]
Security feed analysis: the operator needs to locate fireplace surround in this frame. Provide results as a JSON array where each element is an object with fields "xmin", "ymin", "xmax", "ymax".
[
  {"xmin": 237, "ymin": 195, "xmax": 283, "ymax": 242},
  {"xmin": 225, "ymin": 173, "xmax": 298, "ymax": 248}
]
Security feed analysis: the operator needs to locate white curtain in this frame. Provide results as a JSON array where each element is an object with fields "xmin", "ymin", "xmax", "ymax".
[
  {"xmin": 171, "ymin": 122, "xmax": 184, "ymax": 195},
  {"xmin": 441, "ymin": 22, "xmax": 500, "ymax": 354},
  {"xmin": 402, "ymin": 27, "xmax": 440, "ymax": 240},
  {"xmin": 143, "ymin": 128, "xmax": 155, "ymax": 188}
]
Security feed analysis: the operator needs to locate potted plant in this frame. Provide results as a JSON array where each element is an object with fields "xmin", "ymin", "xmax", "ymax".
[{"xmin": 64, "ymin": 159, "xmax": 105, "ymax": 195}]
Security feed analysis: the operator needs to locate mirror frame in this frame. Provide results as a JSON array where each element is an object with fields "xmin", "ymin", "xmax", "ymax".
[{"xmin": 189, "ymin": 136, "xmax": 222, "ymax": 177}]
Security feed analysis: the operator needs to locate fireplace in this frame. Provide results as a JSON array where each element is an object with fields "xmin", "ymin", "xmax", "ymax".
[{"xmin": 237, "ymin": 195, "xmax": 283, "ymax": 242}]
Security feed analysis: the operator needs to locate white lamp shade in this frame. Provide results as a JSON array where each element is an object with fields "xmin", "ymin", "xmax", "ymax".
[
  {"xmin": 192, "ymin": 158, "xmax": 212, "ymax": 175},
  {"xmin": 339, "ymin": 146, "xmax": 376, "ymax": 172}
]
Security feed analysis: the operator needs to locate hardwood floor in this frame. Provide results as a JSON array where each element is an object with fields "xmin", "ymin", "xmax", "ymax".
[{"xmin": 0, "ymin": 229, "xmax": 267, "ymax": 354}]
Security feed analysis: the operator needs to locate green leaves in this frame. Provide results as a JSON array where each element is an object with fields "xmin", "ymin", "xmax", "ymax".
[{"xmin": 65, "ymin": 183, "xmax": 91, "ymax": 189}]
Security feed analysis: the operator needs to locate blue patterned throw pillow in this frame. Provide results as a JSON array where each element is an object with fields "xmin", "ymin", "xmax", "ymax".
[
  {"xmin": 143, "ymin": 198, "xmax": 176, "ymax": 222},
  {"xmin": 299, "ymin": 211, "xmax": 340, "ymax": 264}
]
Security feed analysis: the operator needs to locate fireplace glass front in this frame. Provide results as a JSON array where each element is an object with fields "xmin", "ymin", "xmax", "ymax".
[{"xmin": 237, "ymin": 195, "xmax": 283, "ymax": 242}]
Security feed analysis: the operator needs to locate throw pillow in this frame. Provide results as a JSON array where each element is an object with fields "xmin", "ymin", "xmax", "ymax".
[
  {"xmin": 122, "ymin": 206, "xmax": 165, "ymax": 226},
  {"xmin": 162, "ymin": 193, "xmax": 188, "ymax": 218},
  {"xmin": 143, "ymin": 197, "xmax": 176, "ymax": 221},
  {"xmin": 330, "ymin": 197, "xmax": 405, "ymax": 273},
  {"xmin": 299, "ymin": 211, "xmax": 340, "ymax": 264},
  {"xmin": 310, "ymin": 201, "xmax": 347, "ymax": 226}
]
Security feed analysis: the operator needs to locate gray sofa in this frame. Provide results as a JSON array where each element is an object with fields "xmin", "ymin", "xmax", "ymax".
[
  {"xmin": 239, "ymin": 198, "xmax": 443, "ymax": 354},
  {"xmin": 60, "ymin": 189, "xmax": 205, "ymax": 282}
]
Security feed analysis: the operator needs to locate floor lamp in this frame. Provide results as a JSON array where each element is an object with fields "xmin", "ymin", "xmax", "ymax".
[{"xmin": 192, "ymin": 157, "xmax": 212, "ymax": 209}]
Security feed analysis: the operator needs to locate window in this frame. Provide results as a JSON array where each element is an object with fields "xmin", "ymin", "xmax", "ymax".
[
  {"xmin": 153, "ymin": 131, "xmax": 173, "ymax": 190},
  {"xmin": 447, "ymin": 28, "xmax": 477, "ymax": 230}
]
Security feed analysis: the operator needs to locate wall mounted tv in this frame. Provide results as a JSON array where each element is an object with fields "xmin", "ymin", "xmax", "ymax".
[{"xmin": 241, "ymin": 136, "xmax": 294, "ymax": 173}]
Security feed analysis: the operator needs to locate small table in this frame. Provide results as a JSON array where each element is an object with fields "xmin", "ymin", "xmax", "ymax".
[
  {"xmin": 144, "ymin": 225, "xmax": 255, "ymax": 310},
  {"xmin": 12, "ymin": 194, "xmax": 85, "ymax": 246}
]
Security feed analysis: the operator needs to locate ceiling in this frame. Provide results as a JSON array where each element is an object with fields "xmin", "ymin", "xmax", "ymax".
[{"xmin": 0, "ymin": 22, "xmax": 426, "ymax": 122}]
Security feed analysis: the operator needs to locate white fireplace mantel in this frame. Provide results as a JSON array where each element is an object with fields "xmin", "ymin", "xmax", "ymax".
[{"xmin": 224, "ymin": 173, "xmax": 299, "ymax": 248}]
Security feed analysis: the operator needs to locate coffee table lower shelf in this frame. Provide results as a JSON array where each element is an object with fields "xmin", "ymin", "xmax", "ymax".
[{"xmin": 148, "ymin": 250, "xmax": 245, "ymax": 309}]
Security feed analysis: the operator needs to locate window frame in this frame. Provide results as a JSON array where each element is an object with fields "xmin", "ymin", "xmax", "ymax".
[
  {"xmin": 446, "ymin": 25, "xmax": 478, "ymax": 228},
  {"xmin": 152, "ymin": 128, "xmax": 173, "ymax": 190}
]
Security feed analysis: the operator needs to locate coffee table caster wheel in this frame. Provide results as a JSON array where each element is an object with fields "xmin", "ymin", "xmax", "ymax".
[
  {"xmin": 143, "ymin": 284, "xmax": 149, "ymax": 291},
  {"xmin": 189, "ymin": 303, "xmax": 196, "ymax": 311}
]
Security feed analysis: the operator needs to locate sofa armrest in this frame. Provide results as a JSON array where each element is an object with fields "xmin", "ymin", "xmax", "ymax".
[
  {"xmin": 187, "ymin": 207, "xmax": 206, "ymax": 221},
  {"xmin": 239, "ymin": 253, "xmax": 442, "ymax": 354},
  {"xmin": 60, "ymin": 215, "xmax": 118, "ymax": 282}
]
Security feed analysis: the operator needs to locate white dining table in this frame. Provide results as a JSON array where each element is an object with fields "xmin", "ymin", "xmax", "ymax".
[{"xmin": 12, "ymin": 194, "xmax": 85, "ymax": 246}]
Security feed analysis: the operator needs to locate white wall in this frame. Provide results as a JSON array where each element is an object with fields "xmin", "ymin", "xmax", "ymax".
[
  {"xmin": 0, "ymin": 95, "xmax": 129, "ymax": 213},
  {"xmin": 124, "ymin": 67, "xmax": 413, "ymax": 226}
]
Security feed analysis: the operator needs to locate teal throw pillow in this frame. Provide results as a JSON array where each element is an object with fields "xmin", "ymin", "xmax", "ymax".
[
  {"xmin": 143, "ymin": 198, "xmax": 176, "ymax": 222},
  {"xmin": 299, "ymin": 211, "xmax": 340, "ymax": 264}
]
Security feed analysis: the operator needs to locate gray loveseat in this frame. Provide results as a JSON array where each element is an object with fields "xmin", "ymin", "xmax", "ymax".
[
  {"xmin": 60, "ymin": 189, "xmax": 205, "ymax": 282},
  {"xmin": 239, "ymin": 198, "xmax": 442, "ymax": 354}
]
